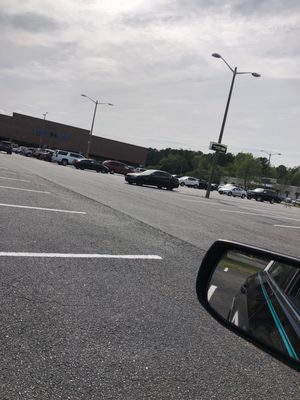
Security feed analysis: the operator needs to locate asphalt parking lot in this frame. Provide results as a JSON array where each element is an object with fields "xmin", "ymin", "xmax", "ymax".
[{"xmin": 0, "ymin": 153, "xmax": 299, "ymax": 399}]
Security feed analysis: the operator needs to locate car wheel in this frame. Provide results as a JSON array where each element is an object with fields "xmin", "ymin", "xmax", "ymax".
[
  {"xmin": 157, "ymin": 186, "xmax": 162, "ymax": 189},
  {"xmin": 109, "ymin": 171, "xmax": 114, "ymax": 174},
  {"xmin": 61, "ymin": 159, "xmax": 68, "ymax": 166},
  {"xmin": 180, "ymin": 182, "xmax": 185, "ymax": 186},
  {"xmin": 241, "ymin": 194, "xmax": 245, "ymax": 199},
  {"xmin": 167, "ymin": 186, "xmax": 173, "ymax": 191},
  {"xmin": 270, "ymin": 198, "xmax": 274, "ymax": 204},
  {"xmin": 256, "ymin": 196, "xmax": 263, "ymax": 202},
  {"xmin": 136, "ymin": 180, "xmax": 143, "ymax": 186},
  {"xmin": 227, "ymin": 191, "xmax": 232, "ymax": 196},
  {"xmin": 75, "ymin": 166, "xmax": 79, "ymax": 169}
]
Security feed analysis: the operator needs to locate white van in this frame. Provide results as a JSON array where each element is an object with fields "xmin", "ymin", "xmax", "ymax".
[{"xmin": 52, "ymin": 150, "xmax": 85, "ymax": 166}]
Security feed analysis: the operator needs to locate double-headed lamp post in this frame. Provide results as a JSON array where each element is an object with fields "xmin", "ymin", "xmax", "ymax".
[
  {"xmin": 205, "ymin": 53, "xmax": 260, "ymax": 198},
  {"xmin": 81, "ymin": 94, "xmax": 113, "ymax": 159}
]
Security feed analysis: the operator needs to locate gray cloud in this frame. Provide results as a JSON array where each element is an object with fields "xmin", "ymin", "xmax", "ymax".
[{"xmin": 0, "ymin": 11, "xmax": 60, "ymax": 32}]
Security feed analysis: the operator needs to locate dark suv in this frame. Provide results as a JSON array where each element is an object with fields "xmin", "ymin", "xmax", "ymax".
[
  {"xmin": 0, "ymin": 140, "xmax": 13, "ymax": 154},
  {"xmin": 247, "ymin": 188, "xmax": 281, "ymax": 204}
]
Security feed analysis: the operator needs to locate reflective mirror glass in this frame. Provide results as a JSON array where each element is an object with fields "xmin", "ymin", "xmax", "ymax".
[{"xmin": 208, "ymin": 250, "xmax": 300, "ymax": 363}]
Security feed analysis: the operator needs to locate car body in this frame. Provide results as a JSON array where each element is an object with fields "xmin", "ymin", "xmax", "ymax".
[
  {"xmin": 247, "ymin": 188, "xmax": 281, "ymax": 204},
  {"xmin": 103, "ymin": 160, "xmax": 135, "ymax": 175},
  {"xmin": 0, "ymin": 140, "xmax": 13, "ymax": 154},
  {"xmin": 178, "ymin": 176, "xmax": 199, "ymax": 187},
  {"xmin": 125, "ymin": 169, "xmax": 179, "ymax": 190},
  {"xmin": 39, "ymin": 149, "xmax": 55, "ymax": 162},
  {"xmin": 16, "ymin": 146, "xmax": 34, "ymax": 156},
  {"xmin": 74, "ymin": 158, "xmax": 109, "ymax": 173},
  {"xmin": 218, "ymin": 185, "xmax": 247, "ymax": 198},
  {"xmin": 52, "ymin": 150, "xmax": 85, "ymax": 166},
  {"xmin": 292, "ymin": 199, "xmax": 300, "ymax": 207}
]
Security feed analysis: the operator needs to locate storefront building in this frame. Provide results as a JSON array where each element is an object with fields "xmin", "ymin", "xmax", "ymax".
[{"xmin": 0, "ymin": 112, "xmax": 148, "ymax": 166}]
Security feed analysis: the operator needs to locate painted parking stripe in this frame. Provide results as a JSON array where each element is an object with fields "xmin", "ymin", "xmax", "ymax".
[
  {"xmin": 220, "ymin": 209, "xmax": 300, "ymax": 223},
  {"xmin": 0, "ymin": 203, "xmax": 86, "ymax": 214},
  {"xmin": 0, "ymin": 252, "xmax": 162, "ymax": 260},
  {"xmin": 0, "ymin": 177, "xmax": 30, "ymax": 182},
  {"xmin": 274, "ymin": 225, "xmax": 300, "ymax": 229},
  {"xmin": 208, "ymin": 285, "xmax": 217, "ymax": 301},
  {"xmin": 0, "ymin": 185, "xmax": 49, "ymax": 194}
]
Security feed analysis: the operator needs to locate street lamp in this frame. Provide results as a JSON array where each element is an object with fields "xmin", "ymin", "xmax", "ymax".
[
  {"xmin": 81, "ymin": 94, "xmax": 113, "ymax": 159},
  {"xmin": 260, "ymin": 150, "xmax": 281, "ymax": 187},
  {"xmin": 205, "ymin": 53, "xmax": 260, "ymax": 198},
  {"xmin": 43, "ymin": 112, "xmax": 48, "ymax": 120}
]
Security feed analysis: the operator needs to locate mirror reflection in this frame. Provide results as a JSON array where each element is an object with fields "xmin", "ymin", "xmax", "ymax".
[{"xmin": 208, "ymin": 250, "xmax": 300, "ymax": 363}]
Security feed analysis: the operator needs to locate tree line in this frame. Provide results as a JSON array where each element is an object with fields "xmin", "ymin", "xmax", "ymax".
[{"xmin": 145, "ymin": 148, "xmax": 300, "ymax": 189}]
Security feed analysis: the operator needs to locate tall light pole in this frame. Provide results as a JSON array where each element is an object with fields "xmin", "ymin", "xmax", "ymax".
[
  {"xmin": 205, "ymin": 53, "xmax": 260, "ymax": 198},
  {"xmin": 81, "ymin": 94, "xmax": 113, "ymax": 159},
  {"xmin": 43, "ymin": 112, "xmax": 48, "ymax": 120},
  {"xmin": 260, "ymin": 150, "xmax": 281, "ymax": 187}
]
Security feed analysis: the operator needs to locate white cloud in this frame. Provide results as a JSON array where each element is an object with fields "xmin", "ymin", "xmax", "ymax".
[{"xmin": 0, "ymin": 0, "xmax": 299, "ymax": 166}]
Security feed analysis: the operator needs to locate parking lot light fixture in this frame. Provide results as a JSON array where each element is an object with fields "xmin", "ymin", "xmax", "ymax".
[
  {"xmin": 43, "ymin": 112, "xmax": 48, "ymax": 120},
  {"xmin": 260, "ymin": 150, "xmax": 281, "ymax": 187},
  {"xmin": 81, "ymin": 94, "xmax": 114, "ymax": 159},
  {"xmin": 205, "ymin": 54, "xmax": 260, "ymax": 199}
]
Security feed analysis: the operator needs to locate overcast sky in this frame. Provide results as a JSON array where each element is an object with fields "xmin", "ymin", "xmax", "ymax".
[{"xmin": 0, "ymin": 0, "xmax": 299, "ymax": 167}]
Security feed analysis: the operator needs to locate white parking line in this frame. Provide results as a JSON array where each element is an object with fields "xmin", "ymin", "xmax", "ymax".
[
  {"xmin": 208, "ymin": 285, "xmax": 217, "ymax": 301},
  {"xmin": 0, "ymin": 185, "xmax": 49, "ymax": 194},
  {"xmin": 0, "ymin": 203, "xmax": 86, "ymax": 214},
  {"xmin": 274, "ymin": 225, "xmax": 300, "ymax": 229},
  {"xmin": 0, "ymin": 177, "xmax": 30, "ymax": 182},
  {"xmin": 0, "ymin": 252, "xmax": 162, "ymax": 259},
  {"xmin": 220, "ymin": 209, "xmax": 300, "ymax": 223}
]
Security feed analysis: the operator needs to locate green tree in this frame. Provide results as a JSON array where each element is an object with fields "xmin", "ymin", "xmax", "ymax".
[
  {"xmin": 291, "ymin": 171, "xmax": 300, "ymax": 187},
  {"xmin": 233, "ymin": 153, "xmax": 262, "ymax": 188}
]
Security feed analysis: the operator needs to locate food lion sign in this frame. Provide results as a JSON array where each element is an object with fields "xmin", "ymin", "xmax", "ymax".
[{"xmin": 209, "ymin": 142, "xmax": 227, "ymax": 153}]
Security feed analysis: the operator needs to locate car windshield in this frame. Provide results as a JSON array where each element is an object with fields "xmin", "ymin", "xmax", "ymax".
[{"xmin": 139, "ymin": 169, "xmax": 157, "ymax": 175}]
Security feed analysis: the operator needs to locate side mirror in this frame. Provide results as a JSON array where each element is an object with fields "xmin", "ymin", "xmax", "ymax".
[{"xmin": 196, "ymin": 240, "xmax": 300, "ymax": 371}]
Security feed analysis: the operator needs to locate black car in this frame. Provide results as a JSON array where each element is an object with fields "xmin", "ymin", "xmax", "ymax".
[
  {"xmin": 74, "ymin": 159, "xmax": 109, "ymax": 173},
  {"xmin": 0, "ymin": 140, "xmax": 13, "ymax": 154},
  {"xmin": 198, "ymin": 180, "xmax": 218, "ymax": 191},
  {"xmin": 247, "ymin": 188, "xmax": 281, "ymax": 204},
  {"xmin": 125, "ymin": 169, "xmax": 179, "ymax": 190}
]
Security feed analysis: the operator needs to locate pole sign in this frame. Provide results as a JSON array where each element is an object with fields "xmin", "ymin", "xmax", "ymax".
[{"xmin": 209, "ymin": 142, "xmax": 227, "ymax": 153}]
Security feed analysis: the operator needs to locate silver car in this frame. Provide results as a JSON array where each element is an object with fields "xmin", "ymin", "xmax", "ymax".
[{"xmin": 218, "ymin": 185, "xmax": 247, "ymax": 198}]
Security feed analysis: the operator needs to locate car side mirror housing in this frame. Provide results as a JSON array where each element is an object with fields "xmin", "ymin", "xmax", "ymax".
[{"xmin": 196, "ymin": 240, "xmax": 300, "ymax": 371}]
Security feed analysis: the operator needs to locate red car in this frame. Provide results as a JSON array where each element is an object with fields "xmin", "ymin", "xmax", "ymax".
[{"xmin": 103, "ymin": 160, "xmax": 135, "ymax": 175}]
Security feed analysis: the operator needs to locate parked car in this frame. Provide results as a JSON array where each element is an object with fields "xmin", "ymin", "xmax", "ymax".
[
  {"xmin": 292, "ymin": 199, "xmax": 300, "ymax": 207},
  {"xmin": 218, "ymin": 185, "xmax": 247, "ymax": 198},
  {"xmin": 74, "ymin": 159, "xmax": 109, "ymax": 173},
  {"xmin": 0, "ymin": 140, "xmax": 13, "ymax": 154},
  {"xmin": 178, "ymin": 176, "xmax": 199, "ymax": 188},
  {"xmin": 52, "ymin": 150, "xmax": 85, "ymax": 166},
  {"xmin": 16, "ymin": 146, "xmax": 33, "ymax": 156},
  {"xmin": 125, "ymin": 169, "xmax": 179, "ymax": 190},
  {"xmin": 197, "ymin": 180, "xmax": 218, "ymax": 191},
  {"xmin": 247, "ymin": 188, "xmax": 281, "ymax": 204},
  {"xmin": 40, "ymin": 149, "xmax": 55, "ymax": 162},
  {"xmin": 103, "ymin": 160, "xmax": 135, "ymax": 175}
]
